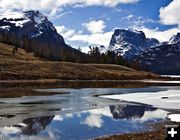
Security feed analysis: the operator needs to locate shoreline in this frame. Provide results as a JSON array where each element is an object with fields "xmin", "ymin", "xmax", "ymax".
[
  {"xmin": 1, "ymin": 79, "xmax": 180, "ymax": 88},
  {"xmin": 95, "ymin": 121, "xmax": 180, "ymax": 140},
  {"xmin": 95, "ymin": 130, "xmax": 165, "ymax": 140},
  {"xmin": 0, "ymin": 79, "xmax": 180, "ymax": 98},
  {"xmin": 95, "ymin": 122, "xmax": 168, "ymax": 140}
]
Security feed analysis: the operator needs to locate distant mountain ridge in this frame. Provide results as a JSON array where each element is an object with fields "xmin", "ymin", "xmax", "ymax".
[
  {"xmin": 107, "ymin": 28, "xmax": 180, "ymax": 74},
  {"xmin": 133, "ymin": 33, "xmax": 180, "ymax": 74}
]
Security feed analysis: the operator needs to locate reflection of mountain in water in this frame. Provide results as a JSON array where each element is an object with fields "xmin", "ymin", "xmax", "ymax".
[
  {"xmin": 14, "ymin": 116, "xmax": 54, "ymax": 135},
  {"xmin": 109, "ymin": 105, "xmax": 156, "ymax": 120}
]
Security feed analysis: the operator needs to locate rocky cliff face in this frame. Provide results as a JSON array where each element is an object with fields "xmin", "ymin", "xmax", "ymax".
[
  {"xmin": 108, "ymin": 29, "xmax": 180, "ymax": 74},
  {"xmin": 132, "ymin": 32, "xmax": 180, "ymax": 74},
  {"xmin": 108, "ymin": 29, "xmax": 160, "ymax": 59},
  {"xmin": 169, "ymin": 33, "xmax": 180, "ymax": 44}
]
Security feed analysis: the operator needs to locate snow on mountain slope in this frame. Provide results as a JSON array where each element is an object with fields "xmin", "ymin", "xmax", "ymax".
[
  {"xmin": 133, "ymin": 33, "xmax": 180, "ymax": 74},
  {"xmin": 108, "ymin": 29, "xmax": 160, "ymax": 59},
  {"xmin": 169, "ymin": 33, "xmax": 180, "ymax": 44},
  {"xmin": 0, "ymin": 11, "xmax": 61, "ymax": 41}
]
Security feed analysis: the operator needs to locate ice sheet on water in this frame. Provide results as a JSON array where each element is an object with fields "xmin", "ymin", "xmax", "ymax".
[{"xmin": 101, "ymin": 89, "xmax": 180, "ymax": 110}]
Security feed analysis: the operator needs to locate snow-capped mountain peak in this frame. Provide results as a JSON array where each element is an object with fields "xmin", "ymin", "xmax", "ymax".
[
  {"xmin": 0, "ymin": 10, "xmax": 61, "ymax": 42},
  {"xmin": 0, "ymin": 11, "xmax": 50, "ymax": 28},
  {"xmin": 108, "ymin": 29, "xmax": 160, "ymax": 59}
]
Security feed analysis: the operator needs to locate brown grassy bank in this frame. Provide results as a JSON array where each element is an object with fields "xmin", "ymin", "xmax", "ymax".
[{"xmin": 0, "ymin": 43, "xmax": 160, "ymax": 81}]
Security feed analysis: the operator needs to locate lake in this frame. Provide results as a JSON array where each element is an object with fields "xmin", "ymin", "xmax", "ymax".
[{"xmin": 0, "ymin": 86, "xmax": 180, "ymax": 140}]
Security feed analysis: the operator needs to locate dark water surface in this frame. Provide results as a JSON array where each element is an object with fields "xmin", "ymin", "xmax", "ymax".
[{"xmin": 0, "ymin": 87, "xmax": 178, "ymax": 140}]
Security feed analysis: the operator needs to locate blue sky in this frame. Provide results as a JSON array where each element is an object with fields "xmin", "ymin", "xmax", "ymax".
[
  {"xmin": 53, "ymin": 0, "xmax": 173, "ymax": 30},
  {"xmin": 0, "ymin": 0, "xmax": 179, "ymax": 52}
]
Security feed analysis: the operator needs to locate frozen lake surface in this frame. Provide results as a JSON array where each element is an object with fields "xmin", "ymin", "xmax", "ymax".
[{"xmin": 0, "ymin": 86, "xmax": 179, "ymax": 140}]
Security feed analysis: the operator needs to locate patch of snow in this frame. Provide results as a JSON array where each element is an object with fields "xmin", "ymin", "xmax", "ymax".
[
  {"xmin": 34, "ymin": 16, "xmax": 42, "ymax": 24},
  {"xmin": 8, "ymin": 19, "xmax": 29, "ymax": 27},
  {"xmin": 0, "ymin": 25, "xmax": 10, "ymax": 30},
  {"xmin": 0, "ymin": 12, "xmax": 30, "ymax": 27},
  {"xmin": 113, "ymin": 43, "xmax": 131, "ymax": 56},
  {"xmin": 30, "ymin": 31, "xmax": 43, "ymax": 38},
  {"xmin": 129, "ymin": 29, "xmax": 142, "ymax": 34}
]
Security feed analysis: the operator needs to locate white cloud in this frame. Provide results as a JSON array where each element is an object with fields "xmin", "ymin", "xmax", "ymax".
[
  {"xmin": 137, "ymin": 26, "xmax": 180, "ymax": 42},
  {"xmin": 82, "ymin": 114, "xmax": 103, "ymax": 128},
  {"xmin": 70, "ymin": 31, "xmax": 113, "ymax": 46},
  {"xmin": 54, "ymin": 115, "xmax": 63, "ymax": 121},
  {"xmin": 122, "ymin": 14, "xmax": 134, "ymax": 20},
  {"xmin": 129, "ymin": 14, "xmax": 180, "ymax": 42},
  {"xmin": 159, "ymin": 0, "xmax": 180, "ymax": 26},
  {"xmin": 57, "ymin": 0, "xmax": 140, "ymax": 7},
  {"xmin": 55, "ymin": 23, "xmax": 113, "ymax": 53},
  {"xmin": 81, "ymin": 46, "xmax": 91, "ymax": 53},
  {"xmin": 81, "ymin": 107, "xmax": 112, "ymax": 128},
  {"xmin": 0, "ymin": 0, "xmax": 140, "ymax": 16},
  {"xmin": 83, "ymin": 20, "xmax": 106, "ymax": 34},
  {"xmin": 55, "ymin": 25, "xmax": 75, "ymax": 39}
]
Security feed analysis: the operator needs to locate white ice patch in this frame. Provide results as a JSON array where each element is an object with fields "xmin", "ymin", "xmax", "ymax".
[
  {"xmin": 168, "ymin": 114, "xmax": 180, "ymax": 122},
  {"xmin": 100, "ymin": 89, "xmax": 180, "ymax": 110}
]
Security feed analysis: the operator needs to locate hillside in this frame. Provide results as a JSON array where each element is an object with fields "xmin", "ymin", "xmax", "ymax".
[{"xmin": 0, "ymin": 43, "xmax": 159, "ymax": 80}]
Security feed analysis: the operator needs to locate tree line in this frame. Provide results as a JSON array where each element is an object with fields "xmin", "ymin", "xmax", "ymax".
[{"xmin": 0, "ymin": 32, "xmax": 140, "ymax": 69}]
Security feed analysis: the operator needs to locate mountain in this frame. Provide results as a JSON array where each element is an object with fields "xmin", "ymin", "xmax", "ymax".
[
  {"xmin": 169, "ymin": 33, "xmax": 180, "ymax": 44},
  {"xmin": 109, "ymin": 105, "xmax": 156, "ymax": 120},
  {"xmin": 108, "ymin": 29, "xmax": 180, "ymax": 74},
  {"xmin": 133, "ymin": 35, "xmax": 180, "ymax": 74},
  {"xmin": 0, "ymin": 10, "xmax": 84, "ymax": 61},
  {"xmin": 108, "ymin": 29, "xmax": 160, "ymax": 59}
]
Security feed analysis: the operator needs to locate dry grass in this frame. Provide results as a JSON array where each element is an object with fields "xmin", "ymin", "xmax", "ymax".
[
  {"xmin": 0, "ymin": 43, "xmax": 160, "ymax": 80},
  {"xmin": 95, "ymin": 123, "xmax": 166, "ymax": 140},
  {"xmin": 95, "ymin": 131, "xmax": 164, "ymax": 140}
]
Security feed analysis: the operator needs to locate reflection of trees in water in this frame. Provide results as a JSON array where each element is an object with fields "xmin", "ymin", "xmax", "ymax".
[
  {"xmin": 109, "ymin": 105, "xmax": 157, "ymax": 120},
  {"xmin": 14, "ymin": 116, "xmax": 54, "ymax": 135},
  {"xmin": 53, "ymin": 81, "xmax": 146, "ymax": 88}
]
